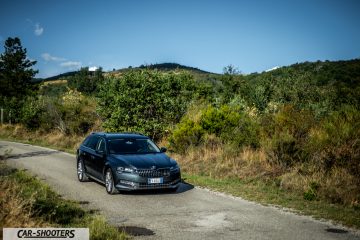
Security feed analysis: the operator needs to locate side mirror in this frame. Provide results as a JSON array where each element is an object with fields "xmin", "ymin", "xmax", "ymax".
[
  {"xmin": 160, "ymin": 147, "xmax": 167, "ymax": 153},
  {"xmin": 96, "ymin": 150, "xmax": 105, "ymax": 156}
]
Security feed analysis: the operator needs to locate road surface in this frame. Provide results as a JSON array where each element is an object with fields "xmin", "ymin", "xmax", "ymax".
[{"xmin": 1, "ymin": 140, "xmax": 359, "ymax": 240}]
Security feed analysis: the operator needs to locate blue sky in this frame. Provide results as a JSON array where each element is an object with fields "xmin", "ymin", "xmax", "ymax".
[{"xmin": 1, "ymin": 0, "xmax": 359, "ymax": 78}]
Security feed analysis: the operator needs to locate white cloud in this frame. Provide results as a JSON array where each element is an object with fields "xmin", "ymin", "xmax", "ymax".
[
  {"xmin": 27, "ymin": 19, "xmax": 44, "ymax": 36},
  {"xmin": 89, "ymin": 66, "xmax": 99, "ymax": 71},
  {"xmin": 60, "ymin": 61, "xmax": 82, "ymax": 68},
  {"xmin": 41, "ymin": 53, "xmax": 66, "ymax": 62},
  {"xmin": 34, "ymin": 23, "xmax": 44, "ymax": 36}
]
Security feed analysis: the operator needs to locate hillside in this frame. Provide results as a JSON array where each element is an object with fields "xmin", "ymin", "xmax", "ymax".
[
  {"xmin": 1, "ymin": 58, "xmax": 360, "ymax": 228},
  {"xmin": 41, "ymin": 63, "xmax": 215, "ymax": 82}
]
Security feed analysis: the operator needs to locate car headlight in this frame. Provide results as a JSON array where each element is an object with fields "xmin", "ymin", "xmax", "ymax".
[
  {"xmin": 117, "ymin": 167, "xmax": 134, "ymax": 173},
  {"xmin": 170, "ymin": 165, "xmax": 180, "ymax": 171}
]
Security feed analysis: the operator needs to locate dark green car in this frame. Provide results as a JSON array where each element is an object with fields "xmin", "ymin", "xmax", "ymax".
[{"xmin": 76, "ymin": 132, "xmax": 181, "ymax": 194}]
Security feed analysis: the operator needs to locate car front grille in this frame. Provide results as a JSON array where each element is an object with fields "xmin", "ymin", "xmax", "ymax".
[{"xmin": 136, "ymin": 168, "xmax": 170, "ymax": 177}]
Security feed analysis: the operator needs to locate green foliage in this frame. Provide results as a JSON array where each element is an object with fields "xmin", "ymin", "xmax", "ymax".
[
  {"xmin": 169, "ymin": 118, "xmax": 205, "ymax": 153},
  {"xmin": 200, "ymin": 105, "xmax": 259, "ymax": 147},
  {"xmin": 303, "ymin": 189, "xmax": 317, "ymax": 201},
  {"xmin": 97, "ymin": 69, "xmax": 196, "ymax": 140},
  {"xmin": 10, "ymin": 170, "xmax": 85, "ymax": 225},
  {"xmin": 261, "ymin": 105, "xmax": 316, "ymax": 168},
  {"xmin": 304, "ymin": 181, "xmax": 319, "ymax": 201},
  {"xmin": 307, "ymin": 105, "xmax": 360, "ymax": 174},
  {"xmin": 169, "ymin": 104, "xmax": 260, "ymax": 152},
  {"xmin": 17, "ymin": 92, "xmax": 96, "ymax": 135},
  {"xmin": 0, "ymin": 37, "xmax": 38, "ymax": 98},
  {"xmin": 67, "ymin": 67, "xmax": 104, "ymax": 95},
  {"xmin": 0, "ymin": 37, "xmax": 39, "ymax": 124},
  {"xmin": 20, "ymin": 97, "xmax": 44, "ymax": 129}
]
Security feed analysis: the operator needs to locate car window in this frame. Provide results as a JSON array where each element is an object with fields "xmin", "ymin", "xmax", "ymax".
[
  {"xmin": 82, "ymin": 136, "xmax": 91, "ymax": 146},
  {"xmin": 96, "ymin": 138, "xmax": 106, "ymax": 152},
  {"xmin": 108, "ymin": 138, "xmax": 160, "ymax": 154},
  {"xmin": 86, "ymin": 136, "xmax": 99, "ymax": 150}
]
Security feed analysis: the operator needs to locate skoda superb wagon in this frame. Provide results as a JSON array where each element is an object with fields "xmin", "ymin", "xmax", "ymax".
[{"xmin": 76, "ymin": 132, "xmax": 181, "ymax": 194}]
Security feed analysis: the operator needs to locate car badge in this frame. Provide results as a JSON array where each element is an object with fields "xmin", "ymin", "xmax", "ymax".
[{"xmin": 151, "ymin": 166, "xmax": 156, "ymax": 170}]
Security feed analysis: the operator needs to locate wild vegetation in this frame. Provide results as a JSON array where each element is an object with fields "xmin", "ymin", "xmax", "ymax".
[
  {"xmin": 1, "ymin": 37, "xmax": 359, "ymax": 227},
  {"xmin": 0, "ymin": 159, "xmax": 128, "ymax": 239}
]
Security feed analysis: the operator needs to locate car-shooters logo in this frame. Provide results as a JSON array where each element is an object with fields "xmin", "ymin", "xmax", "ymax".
[{"xmin": 3, "ymin": 228, "xmax": 89, "ymax": 240}]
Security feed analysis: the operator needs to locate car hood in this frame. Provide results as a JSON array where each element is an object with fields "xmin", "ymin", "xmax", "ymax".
[{"xmin": 110, "ymin": 153, "xmax": 174, "ymax": 169}]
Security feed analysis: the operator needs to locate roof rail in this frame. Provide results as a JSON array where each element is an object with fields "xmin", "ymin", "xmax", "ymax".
[
  {"xmin": 91, "ymin": 132, "xmax": 145, "ymax": 136},
  {"xmin": 90, "ymin": 132, "xmax": 106, "ymax": 135},
  {"xmin": 121, "ymin": 132, "xmax": 145, "ymax": 136}
]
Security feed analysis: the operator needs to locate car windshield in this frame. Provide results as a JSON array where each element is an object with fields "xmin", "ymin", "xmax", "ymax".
[{"xmin": 108, "ymin": 138, "xmax": 161, "ymax": 154}]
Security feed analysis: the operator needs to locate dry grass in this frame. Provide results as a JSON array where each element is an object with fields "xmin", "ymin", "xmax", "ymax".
[
  {"xmin": 41, "ymin": 79, "xmax": 68, "ymax": 85},
  {"xmin": 0, "ymin": 179, "xmax": 49, "ymax": 228},
  {"xmin": 0, "ymin": 165, "xmax": 49, "ymax": 238},
  {"xmin": 171, "ymin": 143, "xmax": 278, "ymax": 179},
  {"xmin": 170, "ymin": 139, "xmax": 360, "ymax": 207},
  {"xmin": 0, "ymin": 124, "xmax": 83, "ymax": 153}
]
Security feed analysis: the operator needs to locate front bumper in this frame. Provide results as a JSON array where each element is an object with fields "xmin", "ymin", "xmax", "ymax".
[{"xmin": 114, "ymin": 170, "xmax": 181, "ymax": 191}]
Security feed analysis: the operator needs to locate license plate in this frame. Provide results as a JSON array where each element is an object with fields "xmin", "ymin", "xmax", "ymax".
[{"xmin": 148, "ymin": 177, "xmax": 163, "ymax": 184}]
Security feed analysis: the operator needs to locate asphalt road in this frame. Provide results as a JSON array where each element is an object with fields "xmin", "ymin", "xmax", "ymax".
[{"xmin": 1, "ymin": 140, "xmax": 359, "ymax": 240}]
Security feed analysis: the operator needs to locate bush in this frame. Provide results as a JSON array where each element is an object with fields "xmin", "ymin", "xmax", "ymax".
[
  {"xmin": 200, "ymin": 105, "xmax": 260, "ymax": 148},
  {"xmin": 97, "ymin": 69, "xmax": 196, "ymax": 140},
  {"xmin": 20, "ymin": 97, "xmax": 45, "ymax": 130},
  {"xmin": 307, "ymin": 105, "xmax": 360, "ymax": 174},
  {"xmin": 170, "ymin": 104, "xmax": 260, "ymax": 152},
  {"xmin": 261, "ymin": 105, "xmax": 316, "ymax": 168},
  {"xmin": 169, "ymin": 118, "xmax": 204, "ymax": 153},
  {"xmin": 67, "ymin": 67, "xmax": 104, "ymax": 95},
  {"xmin": 16, "ymin": 90, "xmax": 96, "ymax": 135}
]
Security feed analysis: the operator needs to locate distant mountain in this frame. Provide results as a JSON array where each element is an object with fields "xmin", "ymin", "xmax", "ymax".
[
  {"xmin": 41, "ymin": 63, "xmax": 214, "ymax": 82},
  {"xmin": 139, "ymin": 63, "xmax": 213, "ymax": 74},
  {"xmin": 112, "ymin": 62, "xmax": 214, "ymax": 75},
  {"xmin": 43, "ymin": 71, "xmax": 79, "ymax": 81}
]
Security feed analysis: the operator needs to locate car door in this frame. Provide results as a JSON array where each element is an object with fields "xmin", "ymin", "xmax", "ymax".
[
  {"xmin": 92, "ymin": 137, "xmax": 107, "ymax": 180},
  {"xmin": 82, "ymin": 135, "xmax": 99, "ymax": 177}
]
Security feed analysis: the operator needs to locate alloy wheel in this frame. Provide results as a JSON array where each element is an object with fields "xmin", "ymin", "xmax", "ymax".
[
  {"xmin": 105, "ymin": 169, "xmax": 114, "ymax": 194},
  {"xmin": 77, "ymin": 160, "xmax": 84, "ymax": 181}
]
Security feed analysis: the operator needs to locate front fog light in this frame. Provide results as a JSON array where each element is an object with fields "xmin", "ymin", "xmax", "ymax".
[{"xmin": 120, "ymin": 180, "xmax": 135, "ymax": 186}]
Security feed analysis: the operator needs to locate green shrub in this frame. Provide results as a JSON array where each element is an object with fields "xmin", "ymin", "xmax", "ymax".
[
  {"xmin": 261, "ymin": 105, "xmax": 316, "ymax": 168},
  {"xmin": 170, "ymin": 105, "xmax": 260, "ymax": 152},
  {"xmin": 97, "ymin": 69, "xmax": 196, "ymax": 140},
  {"xmin": 307, "ymin": 105, "xmax": 360, "ymax": 174},
  {"xmin": 303, "ymin": 181, "xmax": 319, "ymax": 201},
  {"xmin": 169, "ymin": 118, "xmax": 204, "ymax": 153},
  {"xmin": 303, "ymin": 189, "xmax": 317, "ymax": 201},
  {"xmin": 20, "ymin": 97, "xmax": 45, "ymax": 130},
  {"xmin": 200, "ymin": 105, "xmax": 260, "ymax": 148}
]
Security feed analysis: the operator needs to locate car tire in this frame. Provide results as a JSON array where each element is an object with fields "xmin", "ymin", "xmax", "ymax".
[
  {"xmin": 77, "ymin": 159, "xmax": 89, "ymax": 182},
  {"xmin": 105, "ymin": 168, "xmax": 118, "ymax": 194}
]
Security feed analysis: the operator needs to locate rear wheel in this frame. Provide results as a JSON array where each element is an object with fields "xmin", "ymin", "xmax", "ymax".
[
  {"xmin": 105, "ymin": 168, "xmax": 118, "ymax": 194},
  {"xmin": 77, "ymin": 159, "xmax": 88, "ymax": 182}
]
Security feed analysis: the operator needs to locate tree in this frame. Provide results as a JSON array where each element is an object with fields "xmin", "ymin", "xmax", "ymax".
[
  {"xmin": 97, "ymin": 69, "xmax": 196, "ymax": 140},
  {"xmin": 221, "ymin": 65, "xmax": 244, "ymax": 103},
  {"xmin": 0, "ymin": 37, "xmax": 38, "ymax": 98},
  {"xmin": 67, "ymin": 67, "xmax": 104, "ymax": 95}
]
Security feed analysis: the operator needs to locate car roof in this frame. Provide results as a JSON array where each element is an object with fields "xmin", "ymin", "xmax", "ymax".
[{"xmin": 91, "ymin": 132, "xmax": 149, "ymax": 139}]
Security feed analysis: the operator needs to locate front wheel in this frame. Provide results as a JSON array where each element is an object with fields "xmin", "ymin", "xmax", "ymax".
[{"xmin": 105, "ymin": 168, "xmax": 118, "ymax": 194}]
